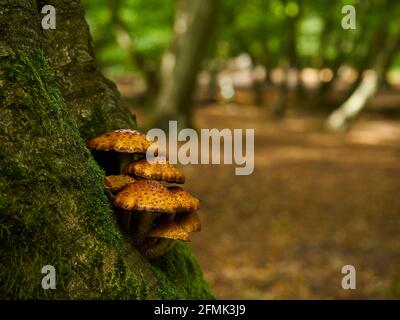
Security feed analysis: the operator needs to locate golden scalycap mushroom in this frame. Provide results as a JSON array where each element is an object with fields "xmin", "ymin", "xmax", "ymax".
[
  {"xmin": 168, "ymin": 186, "xmax": 201, "ymax": 212},
  {"xmin": 113, "ymin": 180, "xmax": 179, "ymax": 213},
  {"xmin": 104, "ymin": 175, "xmax": 136, "ymax": 193},
  {"xmin": 123, "ymin": 159, "xmax": 185, "ymax": 183},
  {"xmin": 148, "ymin": 221, "xmax": 189, "ymax": 241},
  {"xmin": 87, "ymin": 129, "xmax": 153, "ymax": 154},
  {"xmin": 175, "ymin": 212, "xmax": 202, "ymax": 233}
]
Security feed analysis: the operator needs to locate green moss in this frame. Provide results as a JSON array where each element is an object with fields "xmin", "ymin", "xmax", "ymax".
[
  {"xmin": 0, "ymin": 44, "xmax": 212, "ymax": 299},
  {"xmin": 151, "ymin": 242, "xmax": 214, "ymax": 300}
]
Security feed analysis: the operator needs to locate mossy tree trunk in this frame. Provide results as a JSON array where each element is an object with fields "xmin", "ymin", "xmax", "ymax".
[
  {"xmin": 0, "ymin": 0, "xmax": 212, "ymax": 299},
  {"xmin": 36, "ymin": 0, "xmax": 136, "ymax": 140}
]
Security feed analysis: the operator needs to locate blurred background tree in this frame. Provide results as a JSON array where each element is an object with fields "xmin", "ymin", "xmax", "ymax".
[{"xmin": 82, "ymin": 0, "xmax": 400, "ymax": 131}]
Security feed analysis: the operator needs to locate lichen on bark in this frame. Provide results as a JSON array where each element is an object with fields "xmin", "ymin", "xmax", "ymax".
[{"xmin": 0, "ymin": 0, "xmax": 212, "ymax": 299}]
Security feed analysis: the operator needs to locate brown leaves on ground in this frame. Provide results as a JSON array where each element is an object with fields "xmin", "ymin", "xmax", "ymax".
[{"xmin": 183, "ymin": 104, "xmax": 400, "ymax": 299}]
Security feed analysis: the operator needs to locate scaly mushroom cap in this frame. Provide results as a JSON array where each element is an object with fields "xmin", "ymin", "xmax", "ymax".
[
  {"xmin": 104, "ymin": 175, "xmax": 136, "ymax": 193},
  {"xmin": 175, "ymin": 212, "xmax": 202, "ymax": 233},
  {"xmin": 113, "ymin": 180, "xmax": 179, "ymax": 213},
  {"xmin": 147, "ymin": 221, "xmax": 189, "ymax": 241},
  {"xmin": 123, "ymin": 159, "xmax": 185, "ymax": 184},
  {"xmin": 87, "ymin": 129, "xmax": 153, "ymax": 154},
  {"xmin": 168, "ymin": 186, "xmax": 201, "ymax": 212}
]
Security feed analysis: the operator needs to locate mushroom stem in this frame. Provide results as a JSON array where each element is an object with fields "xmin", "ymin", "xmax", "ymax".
[
  {"xmin": 119, "ymin": 154, "xmax": 133, "ymax": 173},
  {"xmin": 142, "ymin": 239, "xmax": 176, "ymax": 260},
  {"xmin": 119, "ymin": 209, "xmax": 132, "ymax": 232},
  {"xmin": 138, "ymin": 213, "xmax": 175, "ymax": 250},
  {"xmin": 138, "ymin": 238, "xmax": 159, "ymax": 251},
  {"xmin": 132, "ymin": 213, "xmax": 154, "ymax": 246}
]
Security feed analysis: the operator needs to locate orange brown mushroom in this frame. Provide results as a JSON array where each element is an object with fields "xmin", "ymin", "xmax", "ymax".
[
  {"xmin": 103, "ymin": 176, "xmax": 136, "ymax": 224},
  {"xmin": 87, "ymin": 129, "xmax": 155, "ymax": 173},
  {"xmin": 175, "ymin": 211, "xmax": 202, "ymax": 233},
  {"xmin": 104, "ymin": 175, "xmax": 136, "ymax": 194},
  {"xmin": 168, "ymin": 186, "xmax": 201, "ymax": 212},
  {"xmin": 87, "ymin": 129, "xmax": 202, "ymax": 259},
  {"xmin": 113, "ymin": 180, "xmax": 179, "ymax": 245},
  {"xmin": 141, "ymin": 221, "xmax": 189, "ymax": 260},
  {"xmin": 140, "ymin": 211, "xmax": 202, "ymax": 260},
  {"xmin": 135, "ymin": 189, "xmax": 201, "ymax": 259},
  {"xmin": 123, "ymin": 159, "xmax": 185, "ymax": 184}
]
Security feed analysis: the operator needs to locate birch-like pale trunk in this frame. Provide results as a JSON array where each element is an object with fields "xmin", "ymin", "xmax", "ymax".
[{"xmin": 155, "ymin": 0, "xmax": 219, "ymax": 129}]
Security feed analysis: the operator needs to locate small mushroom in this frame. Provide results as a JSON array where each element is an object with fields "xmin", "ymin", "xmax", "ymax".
[
  {"xmin": 142, "ymin": 221, "xmax": 189, "ymax": 260},
  {"xmin": 104, "ymin": 175, "xmax": 136, "ymax": 194},
  {"xmin": 139, "ymin": 211, "xmax": 176, "ymax": 251},
  {"xmin": 87, "ymin": 129, "xmax": 155, "ymax": 173},
  {"xmin": 175, "ymin": 211, "xmax": 202, "ymax": 233},
  {"xmin": 168, "ymin": 186, "xmax": 201, "ymax": 212},
  {"xmin": 113, "ymin": 180, "xmax": 179, "ymax": 245},
  {"xmin": 140, "ymin": 205, "xmax": 201, "ymax": 259},
  {"xmin": 103, "ymin": 175, "xmax": 136, "ymax": 231},
  {"xmin": 123, "ymin": 158, "xmax": 185, "ymax": 184}
]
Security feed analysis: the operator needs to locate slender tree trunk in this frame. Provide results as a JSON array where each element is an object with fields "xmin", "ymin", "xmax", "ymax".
[
  {"xmin": 253, "ymin": 77, "xmax": 265, "ymax": 107},
  {"xmin": 326, "ymin": 28, "xmax": 400, "ymax": 132},
  {"xmin": 271, "ymin": 59, "xmax": 289, "ymax": 118},
  {"xmin": 155, "ymin": 0, "xmax": 219, "ymax": 130},
  {"xmin": 0, "ymin": 0, "xmax": 212, "ymax": 299},
  {"xmin": 205, "ymin": 60, "xmax": 219, "ymax": 102},
  {"xmin": 315, "ymin": 1, "xmax": 381, "ymax": 110},
  {"xmin": 271, "ymin": 0, "xmax": 300, "ymax": 118},
  {"xmin": 314, "ymin": 34, "xmax": 357, "ymax": 109}
]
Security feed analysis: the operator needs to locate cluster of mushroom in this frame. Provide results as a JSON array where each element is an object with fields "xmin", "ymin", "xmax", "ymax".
[{"xmin": 87, "ymin": 129, "xmax": 201, "ymax": 260}]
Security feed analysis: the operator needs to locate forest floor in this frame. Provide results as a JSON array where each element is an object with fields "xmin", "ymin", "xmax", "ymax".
[{"xmin": 131, "ymin": 98, "xmax": 400, "ymax": 299}]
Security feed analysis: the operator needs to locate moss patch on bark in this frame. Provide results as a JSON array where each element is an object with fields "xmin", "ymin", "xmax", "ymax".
[{"xmin": 0, "ymin": 37, "xmax": 211, "ymax": 299}]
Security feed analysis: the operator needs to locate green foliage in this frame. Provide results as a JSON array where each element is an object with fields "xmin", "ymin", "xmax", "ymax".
[
  {"xmin": 81, "ymin": 0, "xmax": 400, "ymax": 74},
  {"xmin": 82, "ymin": 0, "xmax": 175, "ymax": 75}
]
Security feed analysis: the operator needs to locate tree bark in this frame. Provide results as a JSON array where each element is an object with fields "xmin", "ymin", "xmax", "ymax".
[
  {"xmin": 155, "ymin": 0, "xmax": 219, "ymax": 130},
  {"xmin": 37, "ymin": 0, "xmax": 136, "ymax": 140},
  {"xmin": 0, "ymin": 0, "xmax": 212, "ymax": 299}
]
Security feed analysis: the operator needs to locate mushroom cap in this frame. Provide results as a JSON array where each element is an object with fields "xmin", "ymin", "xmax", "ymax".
[
  {"xmin": 168, "ymin": 186, "xmax": 201, "ymax": 212},
  {"xmin": 113, "ymin": 180, "xmax": 179, "ymax": 213},
  {"xmin": 175, "ymin": 212, "xmax": 202, "ymax": 233},
  {"xmin": 87, "ymin": 129, "xmax": 153, "ymax": 154},
  {"xmin": 104, "ymin": 175, "xmax": 136, "ymax": 193},
  {"xmin": 147, "ymin": 221, "xmax": 189, "ymax": 241},
  {"xmin": 123, "ymin": 159, "xmax": 185, "ymax": 184}
]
